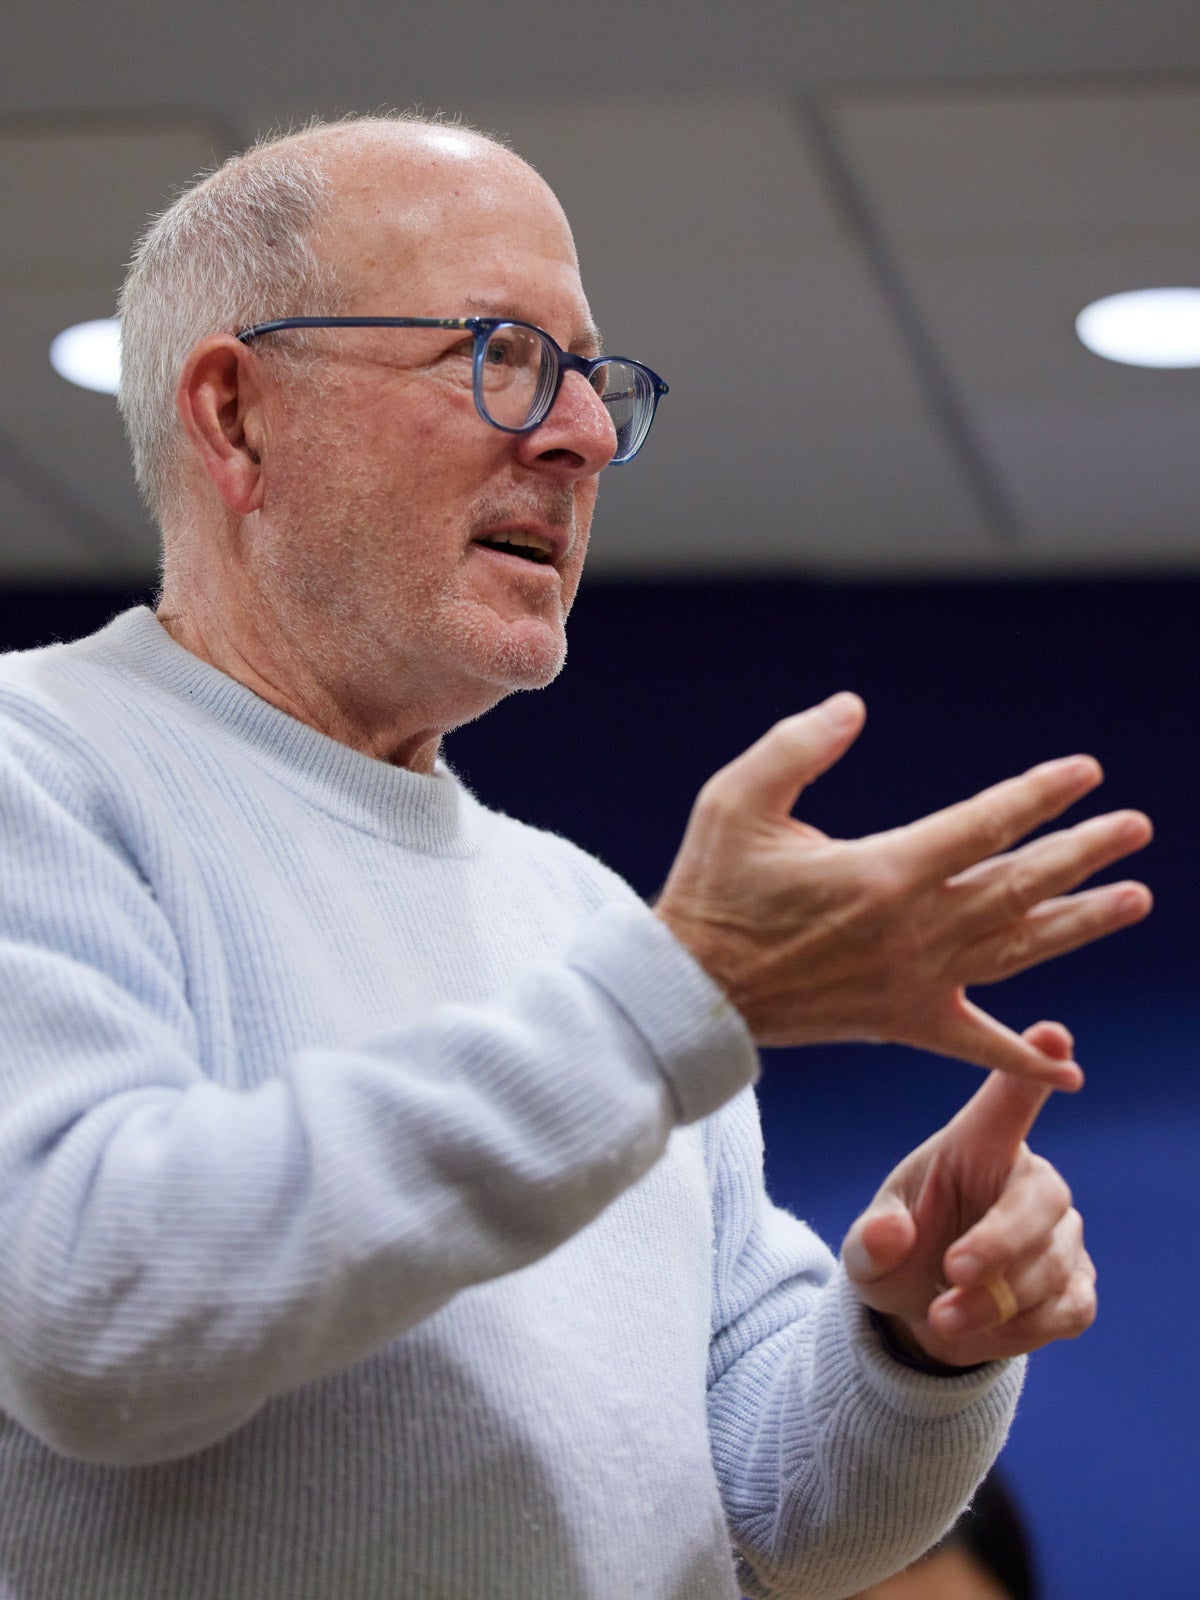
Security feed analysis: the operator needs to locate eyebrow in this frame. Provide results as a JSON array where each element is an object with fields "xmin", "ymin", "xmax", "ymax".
[{"xmin": 461, "ymin": 296, "xmax": 604, "ymax": 356}]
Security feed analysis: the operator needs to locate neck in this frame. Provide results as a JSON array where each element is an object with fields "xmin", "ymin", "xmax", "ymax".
[{"xmin": 156, "ymin": 594, "xmax": 448, "ymax": 773}]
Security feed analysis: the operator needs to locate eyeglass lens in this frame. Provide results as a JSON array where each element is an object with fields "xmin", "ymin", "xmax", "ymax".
[
  {"xmin": 476, "ymin": 323, "xmax": 651, "ymax": 462},
  {"xmin": 476, "ymin": 324, "xmax": 559, "ymax": 431},
  {"xmin": 595, "ymin": 362, "xmax": 647, "ymax": 462}
]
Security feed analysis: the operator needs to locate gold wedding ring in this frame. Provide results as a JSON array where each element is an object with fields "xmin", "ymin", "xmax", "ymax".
[{"xmin": 983, "ymin": 1274, "xmax": 1020, "ymax": 1325}]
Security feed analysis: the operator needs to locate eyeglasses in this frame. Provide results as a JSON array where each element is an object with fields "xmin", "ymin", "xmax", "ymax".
[{"xmin": 235, "ymin": 316, "xmax": 669, "ymax": 465}]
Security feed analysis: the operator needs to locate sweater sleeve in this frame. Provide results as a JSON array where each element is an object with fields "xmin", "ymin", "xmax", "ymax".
[
  {"xmin": 0, "ymin": 734, "xmax": 758, "ymax": 1468},
  {"xmin": 704, "ymin": 1090, "xmax": 1024, "ymax": 1600}
]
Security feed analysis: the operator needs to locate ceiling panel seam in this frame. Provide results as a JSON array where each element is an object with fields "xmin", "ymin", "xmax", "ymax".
[{"xmin": 794, "ymin": 93, "xmax": 1024, "ymax": 549}]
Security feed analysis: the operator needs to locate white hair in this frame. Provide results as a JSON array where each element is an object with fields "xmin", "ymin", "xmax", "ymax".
[
  {"xmin": 117, "ymin": 133, "xmax": 346, "ymax": 533},
  {"xmin": 118, "ymin": 113, "xmax": 496, "ymax": 536}
]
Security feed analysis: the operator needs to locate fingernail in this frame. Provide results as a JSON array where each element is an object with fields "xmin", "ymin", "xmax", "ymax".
[
  {"xmin": 1042, "ymin": 755, "xmax": 1101, "ymax": 786},
  {"xmin": 1115, "ymin": 884, "xmax": 1151, "ymax": 915},
  {"xmin": 840, "ymin": 1235, "xmax": 877, "ymax": 1281},
  {"xmin": 933, "ymin": 1301, "xmax": 969, "ymax": 1334},
  {"xmin": 823, "ymin": 692, "xmax": 862, "ymax": 730},
  {"xmin": 1117, "ymin": 813, "xmax": 1152, "ymax": 846},
  {"xmin": 946, "ymin": 1252, "xmax": 984, "ymax": 1285},
  {"xmin": 935, "ymin": 1292, "xmax": 1005, "ymax": 1337}
]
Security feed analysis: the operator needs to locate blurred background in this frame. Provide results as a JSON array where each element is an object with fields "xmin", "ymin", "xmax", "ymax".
[{"xmin": 2, "ymin": 2, "xmax": 1197, "ymax": 1591}]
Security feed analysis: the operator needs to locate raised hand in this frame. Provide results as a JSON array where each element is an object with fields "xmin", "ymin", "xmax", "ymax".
[
  {"xmin": 840, "ymin": 1022, "xmax": 1095, "ymax": 1367},
  {"xmin": 655, "ymin": 694, "xmax": 1151, "ymax": 1086}
]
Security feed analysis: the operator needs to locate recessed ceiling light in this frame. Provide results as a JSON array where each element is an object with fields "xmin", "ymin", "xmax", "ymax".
[
  {"xmin": 1075, "ymin": 288, "xmax": 1200, "ymax": 368},
  {"xmin": 49, "ymin": 318, "xmax": 121, "ymax": 394}
]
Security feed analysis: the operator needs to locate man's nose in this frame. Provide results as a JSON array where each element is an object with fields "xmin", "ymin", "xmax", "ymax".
[{"xmin": 513, "ymin": 372, "xmax": 618, "ymax": 478}]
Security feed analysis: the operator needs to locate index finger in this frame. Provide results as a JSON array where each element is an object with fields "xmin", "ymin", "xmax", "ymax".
[
  {"xmin": 945, "ymin": 1021, "xmax": 1076, "ymax": 1151},
  {"xmin": 945, "ymin": 1066, "xmax": 1056, "ymax": 1165},
  {"xmin": 893, "ymin": 756, "xmax": 1104, "ymax": 883}
]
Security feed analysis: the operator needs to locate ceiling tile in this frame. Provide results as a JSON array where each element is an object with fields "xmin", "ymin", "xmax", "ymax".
[
  {"xmin": 979, "ymin": 401, "xmax": 1200, "ymax": 558},
  {"xmin": 0, "ymin": 116, "xmax": 226, "ymax": 578},
  {"xmin": 0, "ymin": 446, "xmax": 117, "ymax": 579},
  {"xmin": 0, "ymin": 283, "xmax": 157, "ymax": 578},
  {"xmin": 829, "ymin": 82, "xmax": 1200, "ymax": 242},
  {"xmin": 831, "ymin": 81, "xmax": 1200, "ymax": 561},
  {"xmin": 0, "ymin": 115, "xmax": 232, "ymax": 289},
  {"xmin": 473, "ymin": 96, "xmax": 998, "ymax": 570}
]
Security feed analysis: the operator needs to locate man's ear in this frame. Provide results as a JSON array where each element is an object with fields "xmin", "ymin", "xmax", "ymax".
[{"xmin": 176, "ymin": 335, "xmax": 270, "ymax": 515}]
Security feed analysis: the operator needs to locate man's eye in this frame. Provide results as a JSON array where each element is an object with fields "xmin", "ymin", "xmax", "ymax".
[{"xmin": 483, "ymin": 337, "xmax": 518, "ymax": 367}]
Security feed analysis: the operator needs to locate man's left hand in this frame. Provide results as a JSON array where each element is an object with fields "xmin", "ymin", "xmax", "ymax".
[{"xmin": 841, "ymin": 1022, "xmax": 1096, "ymax": 1368}]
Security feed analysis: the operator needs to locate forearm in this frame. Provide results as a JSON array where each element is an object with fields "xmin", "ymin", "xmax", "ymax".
[
  {"xmin": 704, "ymin": 1092, "xmax": 1022, "ymax": 1599},
  {"xmin": 716, "ymin": 1270, "xmax": 1022, "ymax": 1599},
  {"xmin": 0, "ymin": 905, "xmax": 756, "ymax": 1466}
]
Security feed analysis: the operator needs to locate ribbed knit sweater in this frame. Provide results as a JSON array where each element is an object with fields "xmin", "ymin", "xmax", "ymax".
[{"xmin": 0, "ymin": 609, "xmax": 1022, "ymax": 1599}]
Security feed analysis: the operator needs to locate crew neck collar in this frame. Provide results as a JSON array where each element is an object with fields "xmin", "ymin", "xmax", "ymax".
[{"xmin": 80, "ymin": 607, "xmax": 481, "ymax": 855}]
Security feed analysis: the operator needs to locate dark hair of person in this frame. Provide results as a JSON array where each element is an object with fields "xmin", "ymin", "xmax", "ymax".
[{"xmin": 939, "ymin": 1469, "xmax": 1038, "ymax": 1600}]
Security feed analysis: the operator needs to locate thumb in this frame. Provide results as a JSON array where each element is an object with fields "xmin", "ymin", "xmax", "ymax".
[
  {"xmin": 713, "ymin": 693, "xmax": 866, "ymax": 822},
  {"xmin": 842, "ymin": 1193, "xmax": 918, "ymax": 1287}
]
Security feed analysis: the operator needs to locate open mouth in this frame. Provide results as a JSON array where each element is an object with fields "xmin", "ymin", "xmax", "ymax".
[{"xmin": 473, "ymin": 533, "xmax": 555, "ymax": 565}]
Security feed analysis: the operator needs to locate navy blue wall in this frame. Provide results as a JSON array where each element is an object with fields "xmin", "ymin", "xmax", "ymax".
[{"xmin": 3, "ymin": 576, "xmax": 1195, "ymax": 1597}]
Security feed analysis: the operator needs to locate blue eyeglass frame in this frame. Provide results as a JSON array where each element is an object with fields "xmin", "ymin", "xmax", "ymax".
[{"xmin": 235, "ymin": 315, "xmax": 669, "ymax": 465}]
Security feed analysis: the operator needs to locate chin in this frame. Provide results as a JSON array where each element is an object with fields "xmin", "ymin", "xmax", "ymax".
[
  {"xmin": 441, "ymin": 639, "xmax": 566, "ymax": 736},
  {"xmin": 492, "ymin": 638, "xmax": 568, "ymax": 692},
  {"xmin": 476, "ymin": 613, "xmax": 569, "ymax": 693}
]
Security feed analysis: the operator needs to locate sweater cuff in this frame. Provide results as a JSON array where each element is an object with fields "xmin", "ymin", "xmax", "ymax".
[
  {"xmin": 867, "ymin": 1308, "xmax": 989, "ymax": 1377},
  {"xmin": 839, "ymin": 1268, "xmax": 1025, "ymax": 1418},
  {"xmin": 569, "ymin": 900, "xmax": 760, "ymax": 1124}
]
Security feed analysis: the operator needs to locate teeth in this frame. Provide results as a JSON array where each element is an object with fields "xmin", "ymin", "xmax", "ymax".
[
  {"xmin": 499, "ymin": 529, "xmax": 552, "ymax": 556},
  {"xmin": 477, "ymin": 529, "xmax": 555, "ymax": 563}
]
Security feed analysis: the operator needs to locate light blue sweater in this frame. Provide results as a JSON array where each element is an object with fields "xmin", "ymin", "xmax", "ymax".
[{"xmin": 0, "ymin": 609, "xmax": 1021, "ymax": 1599}]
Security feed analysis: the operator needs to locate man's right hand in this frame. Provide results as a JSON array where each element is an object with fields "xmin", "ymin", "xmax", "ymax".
[{"xmin": 654, "ymin": 694, "xmax": 1152, "ymax": 1087}]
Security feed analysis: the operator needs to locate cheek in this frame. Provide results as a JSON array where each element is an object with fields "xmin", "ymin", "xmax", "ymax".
[
  {"xmin": 376, "ymin": 404, "xmax": 509, "ymax": 524},
  {"xmin": 332, "ymin": 375, "xmax": 478, "ymax": 484},
  {"xmin": 561, "ymin": 487, "xmax": 597, "ymax": 612},
  {"xmin": 560, "ymin": 548, "xmax": 587, "ymax": 616}
]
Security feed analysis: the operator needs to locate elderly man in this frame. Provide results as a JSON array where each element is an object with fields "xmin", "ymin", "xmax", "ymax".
[{"xmin": 0, "ymin": 116, "xmax": 1149, "ymax": 1600}]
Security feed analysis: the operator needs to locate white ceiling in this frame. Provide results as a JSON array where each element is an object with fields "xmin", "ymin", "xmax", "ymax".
[{"xmin": 2, "ymin": 1, "xmax": 1200, "ymax": 580}]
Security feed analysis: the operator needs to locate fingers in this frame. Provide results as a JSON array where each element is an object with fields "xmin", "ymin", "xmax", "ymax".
[
  {"xmin": 965, "ymin": 880, "xmax": 1153, "ymax": 986},
  {"xmin": 923, "ymin": 995, "xmax": 1084, "ymax": 1089},
  {"xmin": 662, "ymin": 706, "xmax": 1152, "ymax": 1082},
  {"xmin": 1020, "ymin": 1018, "xmax": 1075, "ymax": 1059},
  {"xmin": 928, "ymin": 1208, "xmax": 1096, "ymax": 1352},
  {"xmin": 841, "ymin": 1196, "xmax": 918, "ymax": 1288},
  {"xmin": 942, "ymin": 1069, "xmax": 1055, "ymax": 1170},
  {"xmin": 942, "ymin": 1148, "xmax": 1073, "ymax": 1292},
  {"xmin": 950, "ymin": 808, "xmax": 1152, "ymax": 925},
  {"xmin": 855, "ymin": 1017, "xmax": 1097, "ymax": 1365},
  {"xmin": 939, "ymin": 1019, "xmax": 1070, "ymax": 1154},
  {"xmin": 705, "ymin": 694, "xmax": 865, "ymax": 822},
  {"xmin": 898, "ymin": 756, "xmax": 1104, "ymax": 884}
]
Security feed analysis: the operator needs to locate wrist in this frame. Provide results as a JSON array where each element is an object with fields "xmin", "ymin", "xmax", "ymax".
[{"xmin": 867, "ymin": 1308, "xmax": 988, "ymax": 1377}]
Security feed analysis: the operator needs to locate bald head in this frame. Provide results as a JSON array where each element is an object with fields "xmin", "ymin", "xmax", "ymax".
[
  {"xmin": 302, "ymin": 121, "xmax": 583, "ymax": 338},
  {"xmin": 118, "ymin": 114, "xmax": 557, "ymax": 537}
]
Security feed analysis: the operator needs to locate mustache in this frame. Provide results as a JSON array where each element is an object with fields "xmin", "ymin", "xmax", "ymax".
[{"xmin": 471, "ymin": 488, "xmax": 576, "ymax": 533}]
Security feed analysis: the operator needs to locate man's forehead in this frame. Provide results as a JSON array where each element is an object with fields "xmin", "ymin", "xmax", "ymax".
[{"xmin": 311, "ymin": 130, "xmax": 595, "ymax": 344}]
